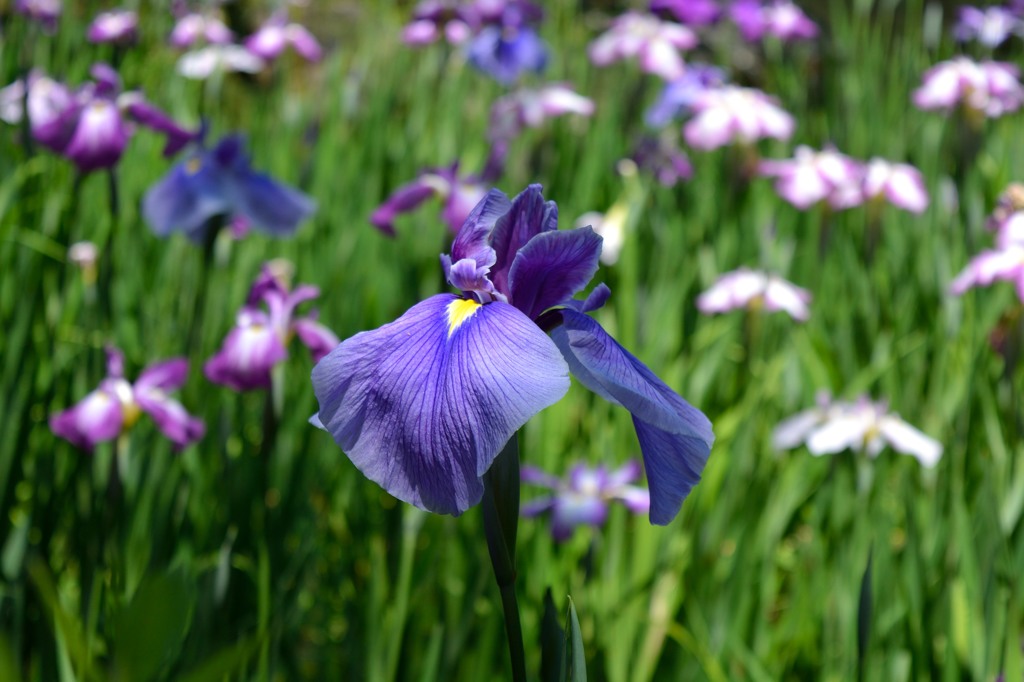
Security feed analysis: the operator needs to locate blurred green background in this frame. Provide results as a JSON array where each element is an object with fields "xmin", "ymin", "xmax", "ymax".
[{"xmin": 1, "ymin": 0, "xmax": 1023, "ymax": 679}]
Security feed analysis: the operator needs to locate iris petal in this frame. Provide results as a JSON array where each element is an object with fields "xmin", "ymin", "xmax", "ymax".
[
  {"xmin": 489, "ymin": 185, "xmax": 559, "ymax": 296},
  {"xmin": 550, "ymin": 309, "xmax": 713, "ymax": 524},
  {"xmin": 507, "ymin": 226, "xmax": 603, "ymax": 319},
  {"xmin": 231, "ymin": 169, "xmax": 316, "ymax": 237},
  {"xmin": 311, "ymin": 294, "xmax": 570, "ymax": 515},
  {"xmin": 142, "ymin": 154, "xmax": 231, "ymax": 240}
]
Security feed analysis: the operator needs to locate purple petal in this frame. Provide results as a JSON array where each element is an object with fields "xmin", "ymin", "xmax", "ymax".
[
  {"xmin": 205, "ymin": 312, "xmax": 288, "ymax": 391},
  {"xmin": 551, "ymin": 496, "xmax": 608, "ymax": 540},
  {"xmin": 549, "ymin": 309, "xmax": 714, "ymax": 524},
  {"xmin": 122, "ymin": 96, "xmax": 196, "ymax": 157},
  {"xmin": 488, "ymin": 184, "xmax": 559, "ymax": 298},
  {"xmin": 293, "ymin": 317, "xmax": 340, "ymax": 363},
  {"xmin": 450, "ymin": 187, "xmax": 510, "ymax": 264},
  {"xmin": 134, "ymin": 358, "xmax": 189, "ymax": 392},
  {"xmin": 142, "ymin": 152, "xmax": 232, "ymax": 240},
  {"xmin": 520, "ymin": 464, "xmax": 560, "ymax": 489},
  {"xmin": 370, "ymin": 178, "xmax": 438, "ymax": 237},
  {"xmin": 230, "ymin": 168, "xmax": 317, "ymax": 237},
  {"xmin": 50, "ymin": 387, "xmax": 124, "ymax": 450},
  {"xmin": 286, "ymin": 24, "xmax": 323, "ymax": 62},
  {"xmin": 135, "ymin": 392, "xmax": 205, "ymax": 449},
  {"xmin": 64, "ymin": 99, "xmax": 129, "ymax": 172},
  {"xmin": 310, "ymin": 294, "xmax": 570, "ymax": 515},
  {"xmin": 507, "ymin": 226, "xmax": 603, "ymax": 320},
  {"xmin": 521, "ymin": 496, "xmax": 556, "ymax": 517}
]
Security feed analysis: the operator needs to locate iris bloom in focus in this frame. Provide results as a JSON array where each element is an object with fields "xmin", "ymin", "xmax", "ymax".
[
  {"xmin": 143, "ymin": 134, "xmax": 316, "ymax": 242},
  {"xmin": 953, "ymin": 6, "xmax": 1021, "ymax": 47},
  {"xmin": 521, "ymin": 461, "xmax": 650, "ymax": 541},
  {"xmin": 759, "ymin": 145, "xmax": 864, "ymax": 210},
  {"xmin": 730, "ymin": 0, "xmax": 818, "ymax": 42},
  {"xmin": 87, "ymin": 9, "xmax": 138, "ymax": 45},
  {"xmin": 370, "ymin": 156, "xmax": 503, "ymax": 236},
  {"xmin": 913, "ymin": 57, "xmax": 1024, "ymax": 120},
  {"xmin": 684, "ymin": 85, "xmax": 794, "ymax": 150},
  {"xmin": 588, "ymin": 12, "xmax": 698, "ymax": 81},
  {"xmin": 697, "ymin": 268, "xmax": 811, "ymax": 321},
  {"xmin": 312, "ymin": 185, "xmax": 713, "ymax": 520},
  {"xmin": 206, "ymin": 263, "xmax": 338, "ymax": 391},
  {"xmin": 773, "ymin": 395, "xmax": 942, "ymax": 468},
  {"xmin": 245, "ymin": 12, "xmax": 323, "ymax": 62},
  {"xmin": 50, "ymin": 347, "xmax": 205, "ymax": 451},
  {"xmin": 0, "ymin": 65, "xmax": 196, "ymax": 173},
  {"xmin": 488, "ymin": 83, "xmax": 594, "ymax": 142}
]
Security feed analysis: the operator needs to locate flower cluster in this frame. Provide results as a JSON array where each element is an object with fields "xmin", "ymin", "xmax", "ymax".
[
  {"xmin": 651, "ymin": 0, "xmax": 818, "ymax": 42},
  {"xmin": 521, "ymin": 461, "xmax": 650, "ymax": 541},
  {"xmin": 0, "ymin": 65, "xmax": 196, "ymax": 173},
  {"xmin": 206, "ymin": 264, "xmax": 339, "ymax": 392},
  {"xmin": 50, "ymin": 348, "xmax": 205, "ymax": 451},
  {"xmin": 313, "ymin": 185, "xmax": 714, "ymax": 522},
  {"xmin": 773, "ymin": 394, "xmax": 942, "ymax": 468}
]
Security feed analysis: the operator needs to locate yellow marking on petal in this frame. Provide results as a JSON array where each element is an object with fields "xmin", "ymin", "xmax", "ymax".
[
  {"xmin": 185, "ymin": 157, "xmax": 202, "ymax": 175},
  {"xmin": 447, "ymin": 298, "xmax": 480, "ymax": 337},
  {"xmin": 122, "ymin": 401, "xmax": 142, "ymax": 429}
]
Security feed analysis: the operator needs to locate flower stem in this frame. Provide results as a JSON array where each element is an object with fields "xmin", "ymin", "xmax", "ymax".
[{"xmin": 481, "ymin": 433, "xmax": 527, "ymax": 682}]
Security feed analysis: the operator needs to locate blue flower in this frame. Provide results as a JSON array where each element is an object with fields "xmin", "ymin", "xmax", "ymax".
[
  {"xmin": 142, "ymin": 134, "xmax": 315, "ymax": 242},
  {"xmin": 467, "ymin": 25, "xmax": 547, "ymax": 85},
  {"xmin": 311, "ymin": 185, "xmax": 713, "ymax": 523}
]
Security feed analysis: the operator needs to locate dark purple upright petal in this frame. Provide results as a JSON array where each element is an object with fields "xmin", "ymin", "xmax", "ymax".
[
  {"xmin": 311, "ymin": 293, "xmax": 570, "ymax": 516},
  {"xmin": 488, "ymin": 184, "xmax": 559, "ymax": 297},
  {"xmin": 370, "ymin": 178, "xmax": 438, "ymax": 236},
  {"xmin": 507, "ymin": 226, "xmax": 603, "ymax": 319},
  {"xmin": 549, "ymin": 309, "xmax": 713, "ymax": 524},
  {"xmin": 142, "ymin": 152, "xmax": 232, "ymax": 240},
  {"xmin": 229, "ymin": 168, "xmax": 317, "ymax": 237},
  {"xmin": 123, "ymin": 97, "xmax": 196, "ymax": 156},
  {"xmin": 450, "ymin": 188, "xmax": 511, "ymax": 263}
]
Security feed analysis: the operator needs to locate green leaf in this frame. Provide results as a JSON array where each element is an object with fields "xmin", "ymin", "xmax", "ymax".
[
  {"xmin": 540, "ymin": 589, "xmax": 565, "ymax": 682},
  {"xmin": 112, "ymin": 572, "xmax": 194, "ymax": 682},
  {"xmin": 564, "ymin": 596, "xmax": 586, "ymax": 682},
  {"xmin": 174, "ymin": 636, "xmax": 261, "ymax": 682}
]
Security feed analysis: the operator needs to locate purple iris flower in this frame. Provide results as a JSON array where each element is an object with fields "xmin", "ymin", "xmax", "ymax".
[
  {"xmin": 169, "ymin": 12, "xmax": 233, "ymax": 48},
  {"xmin": 50, "ymin": 347, "xmax": 205, "ymax": 451},
  {"xmin": 521, "ymin": 461, "xmax": 650, "ymax": 541},
  {"xmin": 87, "ymin": 9, "xmax": 138, "ymax": 45},
  {"xmin": 645, "ymin": 64, "xmax": 726, "ymax": 128},
  {"xmin": 730, "ymin": 0, "xmax": 818, "ymax": 42},
  {"xmin": 488, "ymin": 83, "xmax": 594, "ymax": 142},
  {"xmin": 954, "ymin": 6, "xmax": 1022, "ymax": 47},
  {"xmin": 2, "ymin": 65, "xmax": 195, "ymax": 173},
  {"xmin": 14, "ymin": 0, "xmax": 61, "ymax": 31},
  {"xmin": 142, "ymin": 134, "xmax": 316, "ymax": 242},
  {"xmin": 370, "ymin": 157, "xmax": 503, "ymax": 236},
  {"xmin": 206, "ymin": 264, "xmax": 338, "ymax": 392},
  {"xmin": 630, "ymin": 135, "xmax": 693, "ymax": 187},
  {"xmin": 245, "ymin": 12, "xmax": 323, "ymax": 62},
  {"xmin": 467, "ymin": 24, "xmax": 548, "ymax": 84},
  {"xmin": 402, "ymin": 0, "xmax": 478, "ymax": 45},
  {"xmin": 650, "ymin": 0, "xmax": 722, "ymax": 26},
  {"xmin": 311, "ymin": 185, "xmax": 714, "ymax": 521}
]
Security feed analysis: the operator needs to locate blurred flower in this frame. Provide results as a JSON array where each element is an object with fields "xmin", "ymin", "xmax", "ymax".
[
  {"xmin": 950, "ymin": 243, "xmax": 1024, "ymax": 302},
  {"xmin": 488, "ymin": 83, "xmax": 594, "ymax": 142},
  {"xmin": 50, "ymin": 347, "xmax": 204, "ymax": 451},
  {"xmin": 68, "ymin": 241, "xmax": 99, "ymax": 285},
  {"xmin": 862, "ymin": 158, "xmax": 928, "ymax": 214},
  {"xmin": 370, "ymin": 158, "xmax": 501, "ymax": 235},
  {"xmin": 521, "ymin": 461, "xmax": 650, "ymax": 541},
  {"xmin": 14, "ymin": 0, "xmax": 61, "ymax": 31},
  {"xmin": 645, "ymin": 63, "xmax": 726, "ymax": 128},
  {"xmin": 245, "ymin": 12, "xmax": 323, "ymax": 62},
  {"xmin": 630, "ymin": 135, "xmax": 693, "ymax": 187},
  {"xmin": 169, "ymin": 12, "xmax": 233, "ymax": 48},
  {"xmin": 730, "ymin": 0, "xmax": 818, "ymax": 41},
  {"xmin": 177, "ymin": 45, "xmax": 265, "ymax": 79},
  {"xmin": 588, "ymin": 12, "xmax": 698, "ymax": 81},
  {"xmin": 576, "ymin": 204, "xmax": 626, "ymax": 265},
  {"xmin": 312, "ymin": 185, "xmax": 714, "ymax": 520},
  {"xmin": 697, "ymin": 268, "xmax": 811, "ymax": 321},
  {"xmin": 650, "ymin": 0, "xmax": 722, "ymax": 26},
  {"xmin": 774, "ymin": 395, "xmax": 942, "ymax": 468},
  {"xmin": 87, "ymin": 9, "xmax": 138, "ymax": 45},
  {"xmin": 913, "ymin": 57, "xmax": 1023, "ymax": 119},
  {"xmin": 206, "ymin": 264, "xmax": 338, "ymax": 391},
  {"xmin": 402, "ymin": 0, "xmax": 476, "ymax": 45},
  {"xmin": 954, "ymin": 6, "xmax": 1021, "ymax": 47},
  {"xmin": 987, "ymin": 183, "xmax": 1024, "ymax": 244},
  {"xmin": 466, "ymin": 25, "xmax": 547, "ymax": 84},
  {"xmin": 684, "ymin": 85, "xmax": 794, "ymax": 150},
  {"xmin": 143, "ymin": 134, "xmax": 315, "ymax": 242},
  {"xmin": 1, "ymin": 65, "xmax": 196, "ymax": 173},
  {"xmin": 759, "ymin": 145, "xmax": 864, "ymax": 210}
]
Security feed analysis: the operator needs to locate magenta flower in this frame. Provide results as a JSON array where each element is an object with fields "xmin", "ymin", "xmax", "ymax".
[
  {"xmin": 0, "ymin": 72, "xmax": 76, "ymax": 150},
  {"xmin": 954, "ymin": 6, "xmax": 1022, "ymax": 47},
  {"xmin": 773, "ymin": 395, "xmax": 942, "ymax": 468},
  {"xmin": 488, "ymin": 83, "xmax": 594, "ymax": 142},
  {"xmin": 696, "ymin": 268, "xmax": 811, "ymax": 321},
  {"xmin": 50, "ymin": 347, "xmax": 205, "ymax": 451},
  {"xmin": 650, "ymin": 0, "xmax": 722, "ymax": 26},
  {"xmin": 684, "ymin": 86, "xmax": 794, "ymax": 150},
  {"xmin": 588, "ymin": 12, "xmax": 698, "ymax": 81},
  {"xmin": 759, "ymin": 145, "xmax": 864, "ymax": 210},
  {"xmin": 521, "ymin": 461, "xmax": 650, "ymax": 541},
  {"xmin": 951, "ymin": 243, "xmax": 1024, "ymax": 302},
  {"xmin": 1, "ymin": 65, "xmax": 195, "ymax": 173},
  {"xmin": 14, "ymin": 0, "xmax": 61, "ymax": 30},
  {"xmin": 370, "ymin": 159, "xmax": 502, "ymax": 236},
  {"xmin": 169, "ymin": 12, "xmax": 233, "ymax": 48},
  {"xmin": 862, "ymin": 159, "xmax": 928, "ymax": 214},
  {"xmin": 87, "ymin": 9, "xmax": 138, "ymax": 45},
  {"xmin": 205, "ymin": 264, "xmax": 338, "ymax": 392},
  {"xmin": 402, "ymin": 0, "xmax": 476, "ymax": 45},
  {"xmin": 245, "ymin": 12, "xmax": 323, "ymax": 62},
  {"xmin": 913, "ymin": 57, "xmax": 1024, "ymax": 119},
  {"xmin": 730, "ymin": 0, "xmax": 818, "ymax": 41}
]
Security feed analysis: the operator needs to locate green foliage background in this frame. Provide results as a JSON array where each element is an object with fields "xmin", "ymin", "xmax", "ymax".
[{"xmin": 1, "ymin": 0, "xmax": 1022, "ymax": 680}]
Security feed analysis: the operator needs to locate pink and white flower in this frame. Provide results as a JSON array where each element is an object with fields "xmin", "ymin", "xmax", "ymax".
[
  {"xmin": 169, "ymin": 12, "xmax": 233, "ymax": 48},
  {"xmin": 245, "ymin": 12, "xmax": 323, "ymax": 62},
  {"xmin": 683, "ymin": 86, "xmax": 794, "ymax": 150},
  {"xmin": 87, "ymin": 9, "xmax": 138, "ymax": 45},
  {"xmin": 696, "ymin": 268, "xmax": 811, "ymax": 321},
  {"xmin": 588, "ymin": 12, "xmax": 698, "ymax": 81},
  {"xmin": 730, "ymin": 0, "xmax": 818, "ymax": 42},
  {"xmin": 488, "ymin": 83, "xmax": 594, "ymax": 142},
  {"xmin": 913, "ymin": 57, "xmax": 1024, "ymax": 119},
  {"xmin": 759, "ymin": 145, "xmax": 864, "ymax": 210},
  {"xmin": 861, "ymin": 158, "xmax": 929, "ymax": 214},
  {"xmin": 177, "ymin": 45, "xmax": 265, "ymax": 80}
]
